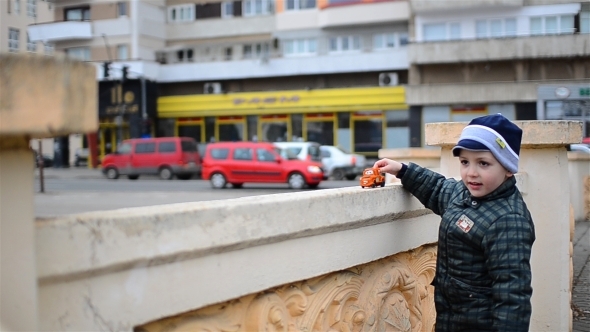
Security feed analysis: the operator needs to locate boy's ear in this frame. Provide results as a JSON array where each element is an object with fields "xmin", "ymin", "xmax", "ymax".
[{"xmin": 506, "ymin": 172, "xmax": 514, "ymax": 178}]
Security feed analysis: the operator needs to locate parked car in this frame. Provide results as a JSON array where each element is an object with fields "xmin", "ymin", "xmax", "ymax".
[
  {"xmin": 320, "ymin": 145, "xmax": 366, "ymax": 180},
  {"xmin": 33, "ymin": 150, "xmax": 53, "ymax": 168},
  {"xmin": 273, "ymin": 141, "xmax": 322, "ymax": 163},
  {"xmin": 101, "ymin": 137, "xmax": 201, "ymax": 180},
  {"xmin": 360, "ymin": 167, "xmax": 386, "ymax": 188},
  {"xmin": 201, "ymin": 141, "xmax": 324, "ymax": 189},
  {"xmin": 569, "ymin": 144, "xmax": 590, "ymax": 154},
  {"xmin": 74, "ymin": 148, "xmax": 89, "ymax": 167}
]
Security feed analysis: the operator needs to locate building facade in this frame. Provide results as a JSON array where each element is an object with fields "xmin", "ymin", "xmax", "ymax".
[
  {"xmin": 406, "ymin": 0, "xmax": 590, "ymax": 146},
  {"xmin": 23, "ymin": 0, "xmax": 590, "ymax": 164}
]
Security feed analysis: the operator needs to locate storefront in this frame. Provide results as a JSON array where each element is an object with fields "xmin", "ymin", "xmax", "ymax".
[
  {"xmin": 157, "ymin": 86, "xmax": 408, "ymax": 158},
  {"xmin": 537, "ymin": 84, "xmax": 590, "ymax": 138}
]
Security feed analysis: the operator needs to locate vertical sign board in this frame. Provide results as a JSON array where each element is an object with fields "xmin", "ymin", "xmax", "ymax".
[{"xmin": 98, "ymin": 79, "xmax": 158, "ymax": 138}]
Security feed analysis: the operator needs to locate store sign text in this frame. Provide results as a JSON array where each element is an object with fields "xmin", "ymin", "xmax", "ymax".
[
  {"xmin": 580, "ymin": 88, "xmax": 590, "ymax": 96},
  {"xmin": 233, "ymin": 95, "xmax": 300, "ymax": 106}
]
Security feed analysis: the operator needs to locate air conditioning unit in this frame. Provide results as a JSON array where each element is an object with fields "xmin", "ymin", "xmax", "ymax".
[
  {"xmin": 204, "ymin": 82, "xmax": 222, "ymax": 94},
  {"xmin": 378, "ymin": 72, "xmax": 399, "ymax": 86}
]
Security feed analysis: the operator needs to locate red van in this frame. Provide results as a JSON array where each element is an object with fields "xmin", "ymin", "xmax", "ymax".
[
  {"xmin": 201, "ymin": 141, "xmax": 324, "ymax": 189},
  {"xmin": 101, "ymin": 137, "xmax": 201, "ymax": 180}
]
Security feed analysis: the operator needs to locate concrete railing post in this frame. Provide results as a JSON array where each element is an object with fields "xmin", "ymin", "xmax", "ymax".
[
  {"xmin": 0, "ymin": 54, "xmax": 97, "ymax": 330},
  {"xmin": 426, "ymin": 120, "xmax": 583, "ymax": 332}
]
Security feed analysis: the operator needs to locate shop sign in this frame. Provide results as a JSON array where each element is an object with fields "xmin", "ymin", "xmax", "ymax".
[
  {"xmin": 233, "ymin": 95, "xmax": 300, "ymax": 106},
  {"xmin": 580, "ymin": 87, "xmax": 590, "ymax": 97}
]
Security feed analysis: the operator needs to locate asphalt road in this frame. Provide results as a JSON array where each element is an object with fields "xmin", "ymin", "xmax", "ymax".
[{"xmin": 34, "ymin": 171, "xmax": 359, "ymax": 218}]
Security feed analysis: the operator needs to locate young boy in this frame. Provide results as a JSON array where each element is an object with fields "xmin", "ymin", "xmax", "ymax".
[{"xmin": 375, "ymin": 114, "xmax": 535, "ymax": 331}]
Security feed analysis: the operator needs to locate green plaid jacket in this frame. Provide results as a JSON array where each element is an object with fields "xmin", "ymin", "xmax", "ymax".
[{"xmin": 401, "ymin": 163, "xmax": 535, "ymax": 332}]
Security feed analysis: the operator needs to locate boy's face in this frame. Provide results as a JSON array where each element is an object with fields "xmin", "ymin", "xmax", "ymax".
[{"xmin": 458, "ymin": 150, "xmax": 513, "ymax": 198}]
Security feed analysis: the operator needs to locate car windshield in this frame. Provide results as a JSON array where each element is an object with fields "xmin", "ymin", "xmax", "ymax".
[
  {"xmin": 275, "ymin": 147, "xmax": 299, "ymax": 160},
  {"xmin": 308, "ymin": 145, "xmax": 321, "ymax": 161},
  {"xmin": 181, "ymin": 140, "xmax": 198, "ymax": 152},
  {"xmin": 336, "ymin": 146, "xmax": 351, "ymax": 154}
]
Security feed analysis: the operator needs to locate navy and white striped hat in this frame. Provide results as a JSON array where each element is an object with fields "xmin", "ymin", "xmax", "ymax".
[{"xmin": 452, "ymin": 114, "xmax": 522, "ymax": 173}]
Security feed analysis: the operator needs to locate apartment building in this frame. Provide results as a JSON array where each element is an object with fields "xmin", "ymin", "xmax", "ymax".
[
  {"xmin": 1, "ymin": 0, "xmax": 54, "ymax": 54},
  {"xmin": 406, "ymin": 0, "xmax": 590, "ymax": 146},
  {"xmin": 27, "ymin": 0, "xmax": 411, "ymax": 162}
]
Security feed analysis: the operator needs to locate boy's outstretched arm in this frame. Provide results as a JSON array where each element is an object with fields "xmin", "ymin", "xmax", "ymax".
[{"xmin": 374, "ymin": 158, "xmax": 403, "ymax": 176}]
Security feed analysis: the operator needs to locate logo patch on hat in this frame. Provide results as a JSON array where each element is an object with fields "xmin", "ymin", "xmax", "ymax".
[
  {"xmin": 456, "ymin": 215, "xmax": 474, "ymax": 233},
  {"xmin": 496, "ymin": 137, "xmax": 506, "ymax": 149}
]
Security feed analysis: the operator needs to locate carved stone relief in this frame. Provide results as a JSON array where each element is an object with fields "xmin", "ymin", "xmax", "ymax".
[{"xmin": 136, "ymin": 244, "xmax": 437, "ymax": 332}]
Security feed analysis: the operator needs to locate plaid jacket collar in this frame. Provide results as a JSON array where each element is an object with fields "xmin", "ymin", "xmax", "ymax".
[{"xmin": 456, "ymin": 176, "xmax": 517, "ymax": 208}]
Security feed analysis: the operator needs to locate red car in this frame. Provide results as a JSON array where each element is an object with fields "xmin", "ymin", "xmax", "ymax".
[
  {"xmin": 101, "ymin": 137, "xmax": 201, "ymax": 180},
  {"xmin": 201, "ymin": 141, "xmax": 324, "ymax": 189}
]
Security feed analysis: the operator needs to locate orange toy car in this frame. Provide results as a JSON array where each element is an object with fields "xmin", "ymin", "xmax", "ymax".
[{"xmin": 360, "ymin": 167, "xmax": 386, "ymax": 188}]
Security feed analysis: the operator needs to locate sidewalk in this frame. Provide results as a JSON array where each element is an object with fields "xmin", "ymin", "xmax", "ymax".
[
  {"xmin": 573, "ymin": 219, "xmax": 590, "ymax": 332},
  {"xmin": 34, "ymin": 166, "xmax": 104, "ymax": 180}
]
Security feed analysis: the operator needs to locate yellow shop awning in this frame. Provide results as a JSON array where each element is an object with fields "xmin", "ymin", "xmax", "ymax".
[{"xmin": 158, "ymin": 86, "xmax": 407, "ymax": 118}]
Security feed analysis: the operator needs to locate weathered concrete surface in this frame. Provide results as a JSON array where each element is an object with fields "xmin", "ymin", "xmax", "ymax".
[{"xmin": 0, "ymin": 54, "xmax": 97, "ymax": 138}]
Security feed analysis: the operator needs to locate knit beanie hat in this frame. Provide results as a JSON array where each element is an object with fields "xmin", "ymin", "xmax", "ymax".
[{"xmin": 452, "ymin": 114, "xmax": 522, "ymax": 173}]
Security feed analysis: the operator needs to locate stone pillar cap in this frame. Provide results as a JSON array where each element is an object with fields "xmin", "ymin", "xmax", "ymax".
[
  {"xmin": 0, "ymin": 54, "xmax": 97, "ymax": 139},
  {"xmin": 426, "ymin": 120, "xmax": 583, "ymax": 148}
]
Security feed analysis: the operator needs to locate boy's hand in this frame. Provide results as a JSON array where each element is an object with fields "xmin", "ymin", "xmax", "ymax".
[{"xmin": 374, "ymin": 158, "xmax": 403, "ymax": 176}]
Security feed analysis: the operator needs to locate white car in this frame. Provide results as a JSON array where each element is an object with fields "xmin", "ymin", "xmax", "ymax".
[{"xmin": 320, "ymin": 145, "xmax": 366, "ymax": 180}]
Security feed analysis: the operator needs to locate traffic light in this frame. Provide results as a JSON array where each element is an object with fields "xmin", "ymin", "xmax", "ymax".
[
  {"xmin": 121, "ymin": 66, "xmax": 129, "ymax": 83},
  {"xmin": 102, "ymin": 62, "xmax": 111, "ymax": 79}
]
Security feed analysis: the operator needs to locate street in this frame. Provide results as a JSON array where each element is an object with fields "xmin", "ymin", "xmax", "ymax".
[{"xmin": 34, "ymin": 168, "xmax": 359, "ymax": 218}]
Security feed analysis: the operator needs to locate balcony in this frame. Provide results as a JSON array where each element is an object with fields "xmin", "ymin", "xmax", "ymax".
[
  {"xmin": 410, "ymin": 0, "xmax": 523, "ymax": 13},
  {"xmin": 318, "ymin": 1, "xmax": 409, "ymax": 28},
  {"xmin": 167, "ymin": 15, "xmax": 275, "ymax": 41},
  {"xmin": 409, "ymin": 34, "xmax": 590, "ymax": 65},
  {"xmin": 405, "ymin": 79, "xmax": 590, "ymax": 106},
  {"xmin": 27, "ymin": 21, "xmax": 92, "ymax": 43},
  {"xmin": 158, "ymin": 49, "xmax": 408, "ymax": 82}
]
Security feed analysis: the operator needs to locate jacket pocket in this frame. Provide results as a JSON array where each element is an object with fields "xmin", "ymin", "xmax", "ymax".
[{"xmin": 446, "ymin": 277, "xmax": 493, "ymax": 329}]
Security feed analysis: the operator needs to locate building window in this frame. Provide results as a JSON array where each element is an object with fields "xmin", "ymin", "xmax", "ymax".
[
  {"xmin": 530, "ymin": 15, "xmax": 574, "ymax": 35},
  {"xmin": 14, "ymin": 0, "xmax": 20, "ymax": 15},
  {"xmin": 168, "ymin": 4, "xmax": 195, "ymax": 23},
  {"xmin": 245, "ymin": 43, "xmax": 270, "ymax": 58},
  {"xmin": 224, "ymin": 46, "xmax": 233, "ymax": 60},
  {"xmin": 423, "ymin": 23, "xmax": 446, "ymax": 41},
  {"xmin": 399, "ymin": 32, "xmax": 409, "ymax": 46},
  {"xmin": 476, "ymin": 18, "xmax": 517, "ymax": 38},
  {"xmin": 373, "ymin": 33, "xmax": 395, "ymax": 49},
  {"xmin": 582, "ymin": 11, "xmax": 590, "ymax": 34},
  {"xmin": 222, "ymin": 1, "xmax": 233, "ymax": 17},
  {"xmin": 8, "ymin": 28, "xmax": 19, "ymax": 52},
  {"xmin": 117, "ymin": 44, "xmax": 128, "ymax": 60},
  {"xmin": 243, "ymin": 0, "xmax": 272, "ymax": 16},
  {"xmin": 176, "ymin": 49, "xmax": 193, "ymax": 62},
  {"xmin": 26, "ymin": 0, "xmax": 36, "ymax": 18},
  {"xmin": 329, "ymin": 35, "xmax": 361, "ymax": 53},
  {"xmin": 44, "ymin": 42, "xmax": 54, "ymax": 55},
  {"xmin": 65, "ymin": 7, "xmax": 90, "ymax": 21},
  {"xmin": 286, "ymin": 0, "xmax": 316, "ymax": 11},
  {"xmin": 117, "ymin": 2, "xmax": 127, "ymax": 17},
  {"xmin": 283, "ymin": 38, "xmax": 317, "ymax": 56},
  {"xmin": 27, "ymin": 34, "xmax": 35, "ymax": 52},
  {"xmin": 66, "ymin": 47, "xmax": 90, "ymax": 61}
]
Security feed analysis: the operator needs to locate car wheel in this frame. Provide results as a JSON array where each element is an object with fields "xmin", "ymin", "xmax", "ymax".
[
  {"xmin": 380, "ymin": 181, "xmax": 385, "ymax": 187},
  {"xmin": 159, "ymin": 167, "xmax": 174, "ymax": 180},
  {"xmin": 210, "ymin": 173, "xmax": 227, "ymax": 189},
  {"xmin": 332, "ymin": 169, "xmax": 345, "ymax": 181},
  {"xmin": 346, "ymin": 174, "xmax": 357, "ymax": 181},
  {"xmin": 288, "ymin": 172, "xmax": 306, "ymax": 189},
  {"xmin": 105, "ymin": 167, "xmax": 119, "ymax": 180},
  {"xmin": 127, "ymin": 175, "xmax": 139, "ymax": 180},
  {"xmin": 231, "ymin": 183, "xmax": 243, "ymax": 188}
]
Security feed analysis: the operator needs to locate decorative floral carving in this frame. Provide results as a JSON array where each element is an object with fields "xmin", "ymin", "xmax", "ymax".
[{"xmin": 138, "ymin": 245, "xmax": 437, "ymax": 332}]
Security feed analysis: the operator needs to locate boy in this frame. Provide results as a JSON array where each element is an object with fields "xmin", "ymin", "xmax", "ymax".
[{"xmin": 375, "ymin": 114, "xmax": 535, "ymax": 331}]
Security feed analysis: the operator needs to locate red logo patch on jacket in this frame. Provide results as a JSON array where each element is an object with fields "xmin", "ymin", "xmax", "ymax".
[{"xmin": 456, "ymin": 215, "xmax": 474, "ymax": 233}]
